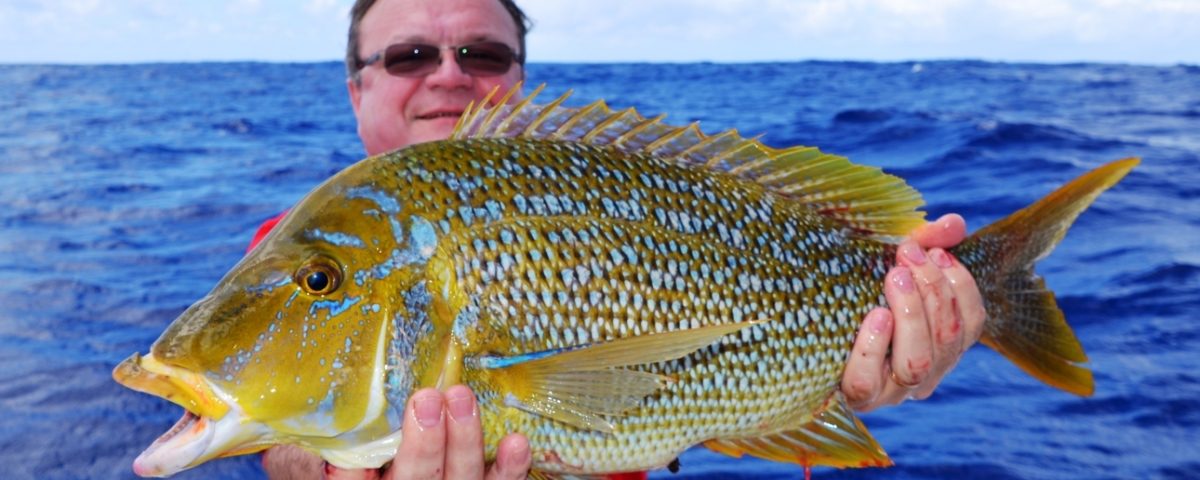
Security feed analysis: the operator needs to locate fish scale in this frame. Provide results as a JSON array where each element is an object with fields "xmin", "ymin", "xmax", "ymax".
[
  {"xmin": 112, "ymin": 86, "xmax": 1135, "ymax": 477},
  {"xmin": 370, "ymin": 138, "xmax": 890, "ymax": 471}
]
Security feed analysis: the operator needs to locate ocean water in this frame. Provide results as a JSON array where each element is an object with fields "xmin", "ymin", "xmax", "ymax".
[{"xmin": 1, "ymin": 60, "xmax": 1197, "ymax": 479}]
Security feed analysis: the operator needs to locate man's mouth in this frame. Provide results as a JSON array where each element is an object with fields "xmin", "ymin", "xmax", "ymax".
[{"xmin": 416, "ymin": 111, "xmax": 463, "ymax": 120}]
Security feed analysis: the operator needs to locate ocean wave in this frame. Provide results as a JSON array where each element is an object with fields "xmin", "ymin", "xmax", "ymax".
[
  {"xmin": 966, "ymin": 121, "xmax": 1134, "ymax": 151},
  {"xmin": 831, "ymin": 108, "xmax": 895, "ymax": 123},
  {"xmin": 2, "ymin": 60, "xmax": 1197, "ymax": 480}
]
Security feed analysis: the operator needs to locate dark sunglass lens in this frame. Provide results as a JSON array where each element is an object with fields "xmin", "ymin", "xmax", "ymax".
[
  {"xmin": 383, "ymin": 44, "xmax": 440, "ymax": 76},
  {"xmin": 457, "ymin": 42, "xmax": 516, "ymax": 75}
]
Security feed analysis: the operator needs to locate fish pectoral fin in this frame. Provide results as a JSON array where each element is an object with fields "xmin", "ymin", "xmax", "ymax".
[
  {"xmin": 703, "ymin": 391, "xmax": 892, "ymax": 470},
  {"xmin": 503, "ymin": 368, "xmax": 667, "ymax": 433},
  {"xmin": 481, "ymin": 321, "xmax": 761, "ymax": 433}
]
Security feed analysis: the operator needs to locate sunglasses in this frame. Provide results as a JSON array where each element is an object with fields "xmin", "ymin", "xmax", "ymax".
[{"xmin": 359, "ymin": 41, "xmax": 523, "ymax": 77}]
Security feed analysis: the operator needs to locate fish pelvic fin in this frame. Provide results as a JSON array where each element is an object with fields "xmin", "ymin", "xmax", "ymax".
[
  {"xmin": 953, "ymin": 157, "xmax": 1139, "ymax": 396},
  {"xmin": 453, "ymin": 84, "xmax": 926, "ymax": 239},
  {"xmin": 703, "ymin": 391, "xmax": 891, "ymax": 470},
  {"xmin": 476, "ymin": 321, "xmax": 762, "ymax": 433}
]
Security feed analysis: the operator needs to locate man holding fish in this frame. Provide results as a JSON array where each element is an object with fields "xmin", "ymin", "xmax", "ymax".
[{"xmin": 255, "ymin": 0, "xmax": 986, "ymax": 478}]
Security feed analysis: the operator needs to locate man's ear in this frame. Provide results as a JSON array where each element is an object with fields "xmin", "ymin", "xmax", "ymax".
[{"xmin": 347, "ymin": 77, "xmax": 363, "ymax": 117}]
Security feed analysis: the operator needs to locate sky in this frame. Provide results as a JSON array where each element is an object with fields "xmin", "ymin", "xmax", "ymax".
[{"xmin": 0, "ymin": 0, "xmax": 1196, "ymax": 65}]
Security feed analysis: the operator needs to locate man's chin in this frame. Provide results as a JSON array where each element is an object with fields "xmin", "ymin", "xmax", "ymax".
[
  {"xmin": 362, "ymin": 118, "xmax": 460, "ymax": 154},
  {"xmin": 413, "ymin": 117, "xmax": 462, "ymax": 139}
]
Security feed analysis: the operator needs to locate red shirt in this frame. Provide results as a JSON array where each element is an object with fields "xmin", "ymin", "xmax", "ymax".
[{"xmin": 246, "ymin": 211, "xmax": 287, "ymax": 253}]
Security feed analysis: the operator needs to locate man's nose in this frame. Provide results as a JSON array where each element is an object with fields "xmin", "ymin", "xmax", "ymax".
[{"xmin": 424, "ymin": 49, "xmax": 472, "ymax": 86}]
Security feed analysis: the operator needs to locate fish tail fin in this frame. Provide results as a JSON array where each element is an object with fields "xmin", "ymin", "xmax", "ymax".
[{"xmin": 951, "ymin": 158, "xmax": 1138, "ymax": 396}]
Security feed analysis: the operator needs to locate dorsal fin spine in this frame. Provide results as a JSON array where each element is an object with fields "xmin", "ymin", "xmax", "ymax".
[
  {"xmin": 614, "ymin": 114, "xmax": 667, "ymax": 147},
  {"xmin": 551, "ymin": 100, "xmax": 606, "ymax": 141},
  {"xmin": 520, "ymin": 89, "xmax": 573, "ymax": 138},
  {"xmin": 450, "ymin": 84, "xmax": 927, "ymax": 239},
  {"xmin": 477, "ymin": 83, "xmax": 522, "ymax": 136},
  {"xmin": 680, "ymin": 129, "xmax": 738, "ymax": 165},
  {"xmin": 644, "ymin": 122, "xmax": 699, "ymax": 155},
  {"xmin": 492, "ymin": 83, "xmax": 546, "ymax": 137},
  {"xmin": 582, "ymin": 107, "xmax": 637, "ymax": 144}
]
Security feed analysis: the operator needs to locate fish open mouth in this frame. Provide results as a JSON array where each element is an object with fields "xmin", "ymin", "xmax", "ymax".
[
  {"xmin": 114, "ymin": 353, "xmax": 263, "ymax": 477},
  {"xmin": 160, "ymin": 410, "xmax": 202, "ymax": 444},
  {"xmin": 132, "ymin": 409, "xmax": 214, "ymax": 477}
]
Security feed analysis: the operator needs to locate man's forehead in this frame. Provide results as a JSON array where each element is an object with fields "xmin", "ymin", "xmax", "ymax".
[{"xmin": 360, "ymin": 0, "xmax": 518, "ymax": 47}]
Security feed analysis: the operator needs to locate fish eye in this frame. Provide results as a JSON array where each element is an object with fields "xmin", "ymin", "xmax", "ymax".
[{"xmin": 295, "ymin": 258, "xmax": 342, "ymax": 296}]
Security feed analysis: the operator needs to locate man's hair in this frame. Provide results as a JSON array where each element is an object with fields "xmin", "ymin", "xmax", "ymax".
[{"xmin": 345, "ymin": 0, "xmax": 531, "ymax": 81}]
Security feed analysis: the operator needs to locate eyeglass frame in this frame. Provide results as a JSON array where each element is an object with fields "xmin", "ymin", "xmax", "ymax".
[{"xmin": 354, "ymin": 41, "xmax": 525, "ymax": 79}]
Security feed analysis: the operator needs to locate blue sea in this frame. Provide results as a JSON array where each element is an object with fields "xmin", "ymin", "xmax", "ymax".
[{"xmin": 2, "ymin": 60, "xmax": 1197, "ymax": 479}]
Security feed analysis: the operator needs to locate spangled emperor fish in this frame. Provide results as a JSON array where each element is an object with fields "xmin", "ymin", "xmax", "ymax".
[{"xmin": 114, "ymin": 85, "xmax": 1137, "ymax": 477}]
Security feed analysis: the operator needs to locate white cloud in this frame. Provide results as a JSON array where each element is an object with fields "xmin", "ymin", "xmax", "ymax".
[
  {"xmin": 305, "ymin": 0, "xmax": 341, "ymax": 14},
  {"xmin": 521, "ymin": 0, "xmax": 1199, "ymax": 64},
  {"xmin": 227, "ymin": 0, "xmax": 264, "ymax": 15},
  {"xmin": 0, "ymin": 0, "xmax": 1194, "ymax": 64}
]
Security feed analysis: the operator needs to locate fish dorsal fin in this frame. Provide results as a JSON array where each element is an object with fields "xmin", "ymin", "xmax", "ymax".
[
  {"xmin": 476, "ymin": 321, "xmax": 761, "ymax": 433},
  {"xmin": 453, "ymin": 84, "xmax": 926, "ymax": 239},
  {"xmin": 702, "ymin": 391, "xmax": 892, "ymax": 470}
]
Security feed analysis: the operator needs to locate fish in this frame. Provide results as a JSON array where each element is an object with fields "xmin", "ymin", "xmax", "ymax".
[{"xmin": 113, "ymin": 84, "xmax": 1138, "ymax": 478}]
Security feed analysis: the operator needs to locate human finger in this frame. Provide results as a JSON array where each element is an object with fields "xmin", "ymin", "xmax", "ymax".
[
  {"xmin": 909, "ymin": 213, "xmax": 967, "ymax": 249},
  {"xmin": 932, "ymin": 249, "xmax": 986, "ymax": 351},
  {"xmin": 885, "ymin": 259, "xmax": 933, "ymax": 390},
  {"xmin": 485, "ymin": 433, "xmax": 531, "ymax": 480},
  {"xmin": 898, "ymin": 242, "xmax": 961, "ymax": 400},
  {"xmin": 325, "ymin": 464, "xmax": 381, "ymax": 480},
  {"xmin": 443, "ymin": 385, "xmax": 486, "ymax": 479},
  {"xmin": 384, "ymin": 388, "xmax": 447, "ymax": 480},
  {"xmin": 842, "ymin": 308, "xmax": 895, "ymax": 411},
  {"xmin": 261, "ymin": 445, "xmax": 324, "ymax": 480},
  {"xmin": 863, "ymin": 264, "xmax": 928, "ymax": 408}
]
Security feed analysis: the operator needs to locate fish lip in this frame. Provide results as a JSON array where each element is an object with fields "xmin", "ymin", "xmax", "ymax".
[
  {"xmin": 113, "ymin": 352, "xmax": 230, "ymax": 420},
  {"xmin": 131, "ymin": 402, "xmax": 269, "ymax": 477},
  {"xmin": 115, "ymin": 353, "xmax": 268, "ymax": 477}
]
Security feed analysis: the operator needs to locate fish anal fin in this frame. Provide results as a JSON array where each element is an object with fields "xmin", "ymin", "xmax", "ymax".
[
  {"xmin": 703, "ymin": 392, "xmax": 891, "ymax": 470},
  {"xmin": 480, "ymin": 321, "xmax": 761, "ymax": 432}
]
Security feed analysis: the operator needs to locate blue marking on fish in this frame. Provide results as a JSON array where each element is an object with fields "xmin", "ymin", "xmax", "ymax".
[
  {"xmin": 247, "ymin": 274, "xmax": 292, "ymax": 294},
  {"xmin": 477, "ymin": 342, "xmax": 593, "ymax": 370},
  {"xmin": 346, "ymin": 186, "xmax": 401, "ymax": 214},
  {"xmin": 307, "ymin": 228, "xmax": 365, "ymax": 248},
  {"xmin": 309, "ymin": 296, "xmax": 361, "ymax": 318}
]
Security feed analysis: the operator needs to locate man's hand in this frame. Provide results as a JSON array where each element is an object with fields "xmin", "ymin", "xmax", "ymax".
[
  {"xmin": 262, "ymin": 385, "xmax": 532, "ymax": 480},
  {"xmin": 841, "ymin": 214, "xmax": 986, "ymax": 411}
]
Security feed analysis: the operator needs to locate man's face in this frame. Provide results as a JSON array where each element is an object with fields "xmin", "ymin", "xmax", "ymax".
[{"xmin": 348, "ymin": 0, "xmax": 524, "ymax": 155}]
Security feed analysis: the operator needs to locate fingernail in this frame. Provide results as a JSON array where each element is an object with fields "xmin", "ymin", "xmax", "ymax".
[
  {"xmin": 447, "ymin": 388, "xmax": 476, "ymax": 422},
  {"xmin": 506, "ymin": 437, "xmax": 530, "ymax": 469},
  {"xmin": 901, "ymin": 243, "xmax": 927, "ymax": 265},
  {"xmin": 931, "ymin": 249, "xmax": 953, "ymax": 268},
  {"xmin": 892, "ymin": 267, "xmax": 915, "ymax": 293},
  {"xmin": 413, "ymin": 393, "xmax": 443, "ymax": 429},
  {"xmin": 867, "ymin": 309, "xmax": 891, "ymax": 334}
]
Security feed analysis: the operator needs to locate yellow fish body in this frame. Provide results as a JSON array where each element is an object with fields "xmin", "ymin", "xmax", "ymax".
[{"xmin": 114, "ymin": 86, "xmax": 1137, "ymax": 477}]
